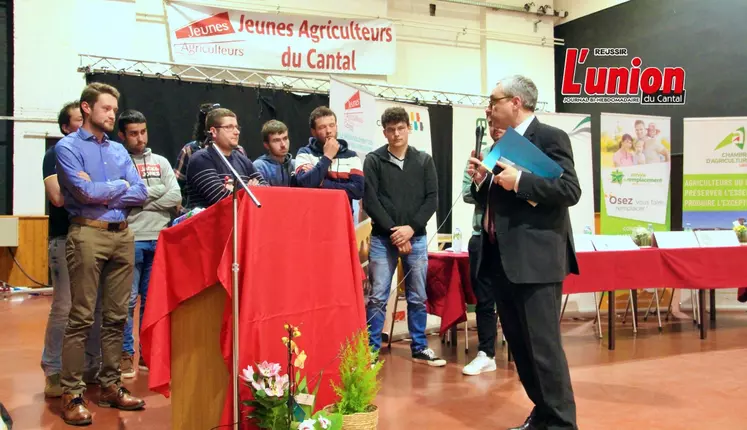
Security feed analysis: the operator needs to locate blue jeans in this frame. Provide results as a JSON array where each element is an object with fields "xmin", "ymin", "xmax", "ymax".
[
  {"xmin": 41, "ymin": 237, "xmax": 102, "ymax": 376},
  {"xmin": 123, "ymin": 240, "xmax": 156, "ymax": 355},
  {"xmin": 366, "ymin": 235, "xmax": 429, "ymax": 354}
]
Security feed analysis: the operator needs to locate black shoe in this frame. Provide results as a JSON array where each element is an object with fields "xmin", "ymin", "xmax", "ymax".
[
  {"xmin": 411, "ymin": 348, "xmax": 446, "ymax": 367},
  {"xmin": 508, "ymin": 410, "xmax": 545, "ymax": 430}
]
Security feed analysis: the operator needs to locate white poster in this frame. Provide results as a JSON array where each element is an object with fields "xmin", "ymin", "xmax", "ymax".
[
  {"xmin": 329, "ymin": 77, "xmax": 378, "ymax": 224},
  {"xmin": 682, "ymin": 117, "xmax": 747, "ymax": 229},
  {"xmin": 451, "ymin": 109, "xmax": 595, "ymax": 238},
  {"xmin": 599, "ymin": 113, "xmax": 671, "ymax": 233},
  {"xmin": 451, "ymin": 105, "xmax": 489, "ymax": 241},
  {"xmin": 329, "ymin": 77, "xmax": 378, "ymax": 157},
  {"xmin": 165, "ymin": 3, "xmax": 396, "ymax": 75},
  {"xmin": 536, "ymin": 112, "xmax": 595, "ymax": 235}
]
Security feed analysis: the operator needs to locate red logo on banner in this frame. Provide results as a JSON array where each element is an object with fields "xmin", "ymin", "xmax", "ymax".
[
  {"xmin": 345, "ymin": 91, "xmax": 361, "ymax": 110},
  {"xmin": 561, "ymin": 48, "xmax": 686, "ymax": 105},
  {"xmin": 175, "ymin": 12, "xmax": 236, "ymax": 39}
]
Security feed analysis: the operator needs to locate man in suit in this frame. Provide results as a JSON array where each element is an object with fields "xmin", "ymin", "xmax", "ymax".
[{"xmin": 467, "ymin": 75, "xmax": 581, "ymax": 430}]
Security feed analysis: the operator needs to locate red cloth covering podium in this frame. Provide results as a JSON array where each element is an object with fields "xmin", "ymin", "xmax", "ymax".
[{"xmin": 140, "ymin": 187, "xmax": 366, "ymax": 429}]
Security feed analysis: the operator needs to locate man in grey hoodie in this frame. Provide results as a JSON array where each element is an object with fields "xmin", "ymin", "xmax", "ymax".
[
  {"xmin": 118, "ymin": 110, "xmax": 181, "ymax": 377},
  {"xmin": 253, "ymin": 119, "xmax": 296, "ymax": 186}
]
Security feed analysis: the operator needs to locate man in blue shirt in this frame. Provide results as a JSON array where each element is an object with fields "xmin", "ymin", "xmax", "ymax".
[
  {"xmin": 185, "ymin": 108, "xmax": 267, "ymax": 210},
  {"xmin": 253, "ymin": 119, "xmax": 296, "ymax": 186},
  {"xmin": 40, "ymin": 101, "xmax": 104, "ymax": 398},
  {"xmin": 55, "ymin": 83, "xmax": 148, "ymax": 426}
]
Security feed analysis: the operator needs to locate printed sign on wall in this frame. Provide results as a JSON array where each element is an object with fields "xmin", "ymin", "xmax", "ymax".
[
  {"xmin": 682, "ymin": 117, "xmax": 747, "ymax": 229},
  {"xmin": 599, "ymin": 113, "xmax": 672, "ymax": 234},
  {"xmin": 166, "ymin": 3, "xmax": 396, "ymax": 75}
]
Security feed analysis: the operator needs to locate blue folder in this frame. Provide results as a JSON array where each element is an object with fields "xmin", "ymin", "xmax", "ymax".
[{"xmin": 481, "ymin": 127, "xmax": 563, "ymax": 179}]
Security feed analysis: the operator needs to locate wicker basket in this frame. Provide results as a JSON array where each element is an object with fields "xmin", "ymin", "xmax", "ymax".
[{"xmin": 323, "ymin": 405, "xmax": 378, "ymax": 430}]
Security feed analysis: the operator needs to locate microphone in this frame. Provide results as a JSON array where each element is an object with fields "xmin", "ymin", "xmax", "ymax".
[{"xmin": 475, "ymin": 125, "xmax": 485, "ymax": 158}]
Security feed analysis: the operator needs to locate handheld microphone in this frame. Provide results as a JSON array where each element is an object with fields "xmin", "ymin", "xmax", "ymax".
[{"xmin": 475, "ymin": 125, "xmax": 485, "ymax": 158}]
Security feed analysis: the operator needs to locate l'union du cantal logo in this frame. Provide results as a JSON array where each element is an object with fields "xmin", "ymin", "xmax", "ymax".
[{"xmin": 714, "ymin": 127, "xmax": 745, "ymax": 151}]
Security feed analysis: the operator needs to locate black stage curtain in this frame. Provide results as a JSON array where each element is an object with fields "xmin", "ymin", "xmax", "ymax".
[
  {"xmin": 85, "ymin": 73, "xmax": 455, "ymax": 233},
  {"xmin": 86, "ymin": 73, "xmax": 329, "ymax": 164},
  {"xmin": 427, "ymin": 104, "xmax": 453, "ymax": 234}
]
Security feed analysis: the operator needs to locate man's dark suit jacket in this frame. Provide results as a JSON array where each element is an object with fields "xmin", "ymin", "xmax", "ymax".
[{"xmin": 471, "ymin": 117, "xmax": 581, "ymax": 285}]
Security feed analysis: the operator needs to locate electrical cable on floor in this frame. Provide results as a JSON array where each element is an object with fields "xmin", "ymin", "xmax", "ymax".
[{"xmin": 5, "ymin": 247, "xmax": 51, "ymax": 288}]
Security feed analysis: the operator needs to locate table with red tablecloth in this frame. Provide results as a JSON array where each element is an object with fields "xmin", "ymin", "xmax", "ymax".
[
  {"xmin": 426, "ymin": 246, "xmax": 747, "ymax": 350},
  {"xmin": 140, "ymin": 187, "xmax": 366, "ymax": 428},
  {"xmin": 425, "ymin": 251, "xmax": 475, "ymax": 336}
]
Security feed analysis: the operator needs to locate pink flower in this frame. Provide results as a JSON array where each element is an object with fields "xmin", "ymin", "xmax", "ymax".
[
  {"xmin": 251, "ymin": 378, "xmax": 266, "ymax": 392},
  {"xmin": 276, "ymin": 374, "xmax": 289, "ymax": 391},
  {"xmin": 264, "ymin": 374, "xmax": 289, "ymax": 397},
  {"xmin": 240, "ymin": 365, "xmax": 255, "ymax": 383},
  {"xmin": 257, "ymin": 361, "xmax": 281, "ymax": 378}
]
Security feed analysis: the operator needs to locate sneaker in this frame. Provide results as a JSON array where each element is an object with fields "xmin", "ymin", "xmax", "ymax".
[
  {"xmin": 120, "ymin": 353, "xmax": 136, "ymax": 379},
  {"xmin": 44, "ymin": 373, "xmax": 64, "ymax": 398},
  {"xmin": 462, "ymin": 351, "xmax": 497, "ymax": 376},
  {"xmin": 412, "ymin": 348, "xmax": 447, "ymax": 367},
  {"xmin": 138, "ymin": 355, "xmax": 148, "ymax": 371}
]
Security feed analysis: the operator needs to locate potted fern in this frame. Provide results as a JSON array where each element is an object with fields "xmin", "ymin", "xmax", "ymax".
[{"xmin": 324, "ymin": 329, "xmax": 383, "ymax": 430}]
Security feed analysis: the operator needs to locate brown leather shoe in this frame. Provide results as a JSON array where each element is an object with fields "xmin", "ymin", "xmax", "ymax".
[
  {"xmin": 61, "ymin": 393, "xmax": 92, "ymax": 426},
  {"xmin": 97, "ymin": 385, "xmax": 145, "ymax": 411}
]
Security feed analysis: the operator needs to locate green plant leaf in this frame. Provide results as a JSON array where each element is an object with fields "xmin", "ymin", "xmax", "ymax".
[{"xmin": 331, "ymin": 329, "xmax": 383, "ymax": 415}]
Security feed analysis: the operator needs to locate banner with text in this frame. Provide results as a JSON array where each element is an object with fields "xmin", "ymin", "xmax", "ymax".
[
  {"xmin": 329, "ymin": 77, "xmax": 378, "ymax": 225},
  {"xmin": 165, "ymin": 3, "xmax": 396, "ymax": 75},
  {"xmin": 450, "ymin": 110, "xmax": 595, "ymax": 238},
  {"xmin": 683, "ymin": 117, "xmax": 747, "ymax": 229},
  {"xmin": 537, "ymin": 113, "xmax": 595, "ymax": 235},
  {"xmin": 450, "ymin": 105, "xmax": 489, "ymax": 240},
  {"xmin": 600, "ymin": 113, "xmax": 671, "ymax": 234}
]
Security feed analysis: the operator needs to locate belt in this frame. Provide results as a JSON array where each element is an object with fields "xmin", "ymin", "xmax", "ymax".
[{"xmin": 71, "ymin": 217, "xmax": 128, "ymax": 232}]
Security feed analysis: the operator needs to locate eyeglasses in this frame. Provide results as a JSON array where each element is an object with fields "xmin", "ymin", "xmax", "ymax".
[
  {"xmin": 488, "ymin": 96, "xmax": 512, "ymax": 107},
  {"xmin": 215, "ymin": 125, "xmax": 241, "ymax": 132}
]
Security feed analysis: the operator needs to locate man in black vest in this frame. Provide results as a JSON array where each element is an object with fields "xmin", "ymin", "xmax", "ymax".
[{"xmin": 468, "ymin": 75, "xmax": 580, "ymax": 430}]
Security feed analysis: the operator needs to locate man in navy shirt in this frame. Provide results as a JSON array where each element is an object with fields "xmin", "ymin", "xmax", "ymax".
[
  {"xmin": 41, "ymin": 101, "xmax": 104, "ymax": 398},
  {"xmin": 185, "ymin": 108, "xmax": 267, "ymax": 209},
  {"xmin": 56, "ymin": 83, "xmax": 148, "ymax": 425}
]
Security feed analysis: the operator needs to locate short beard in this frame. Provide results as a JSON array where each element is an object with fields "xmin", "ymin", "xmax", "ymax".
[{"xmin": 92, "ymin": 117, "xmax": 113, "ymax": 133}]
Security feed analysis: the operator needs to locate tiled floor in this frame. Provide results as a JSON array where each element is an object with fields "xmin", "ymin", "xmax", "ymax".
[{"xmin": 2, "ymin": 293, "xmax": 746, "ymax": 429}]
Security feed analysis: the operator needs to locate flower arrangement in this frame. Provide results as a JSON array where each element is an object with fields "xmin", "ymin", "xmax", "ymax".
[
  {"xmin": 631, "ymin": 226, "xmax": 652, "ymax": 247},
  {"xmin": 241, "ymin": 323, "xmax": 342, "ymax": 430},
  {"xmin": 734, "ymin": 224, "xmax": 747, "ymax": 243}
]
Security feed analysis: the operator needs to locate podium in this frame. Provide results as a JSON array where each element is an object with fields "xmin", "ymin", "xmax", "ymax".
[
  {"xmin": 171, "ymin": 285, "xmax": 228, "ymax": 429},
  {"xmin": 141, "ymin": 188, "xmax": 367, "ymax": 429}
]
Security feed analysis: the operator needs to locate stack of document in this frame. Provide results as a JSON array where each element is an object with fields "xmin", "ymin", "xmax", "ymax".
[
  {"xmin": 481, "ymin": 127, "xmax": 563, "ymax": 178},
  {"xmin": 480, "ymin": 127, "xmax": 563, "ymax": 207}
]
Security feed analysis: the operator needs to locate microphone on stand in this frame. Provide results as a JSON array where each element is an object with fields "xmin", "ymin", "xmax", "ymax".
[
  {"xmin": 209, "ymin": 144, "xmax": 261, "ymax": 208},
  {"xmin": 208, "ymin": 142, "xmax": 261, "ymax": 430}
]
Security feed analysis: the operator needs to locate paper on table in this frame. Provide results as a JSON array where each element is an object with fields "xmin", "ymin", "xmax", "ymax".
[
  {"xmin": 652, "ymin": 231, "xmax": 700, "ymax": 249},
  {"xmin": 590, "ymin": 235, "xmax": 640, "ymax": 251},
  {"xmin": 694, "ymin": 230, "xmax": 741, "ymax": 248},
  {"xmin": 572, "ymin": 234, "xmax": 596, "ymax": 252}
]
